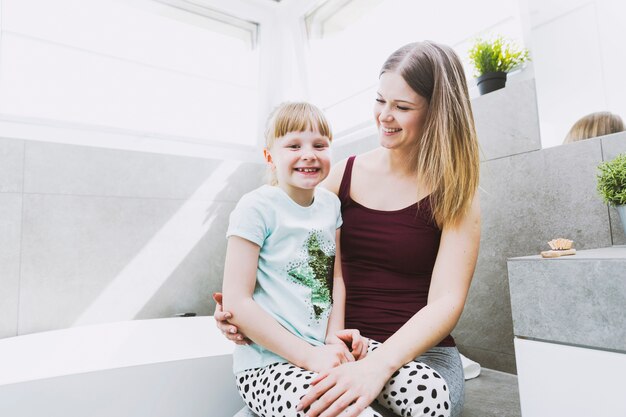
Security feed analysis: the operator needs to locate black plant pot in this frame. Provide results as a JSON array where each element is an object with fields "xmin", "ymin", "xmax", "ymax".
[{"xmin": 476, "ymin": 71, "xmax": 507, "ymax": 95}]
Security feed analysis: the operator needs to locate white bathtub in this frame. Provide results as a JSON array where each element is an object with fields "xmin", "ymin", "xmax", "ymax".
[{"xmin": 0, "ymin": 317, "xmax": 244, "ymax": 417}]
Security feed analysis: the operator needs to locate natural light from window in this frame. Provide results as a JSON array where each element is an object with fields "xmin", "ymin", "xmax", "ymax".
[{"xmin": 0, "ymin": 0, "xmax": 261, "ymax": 146}]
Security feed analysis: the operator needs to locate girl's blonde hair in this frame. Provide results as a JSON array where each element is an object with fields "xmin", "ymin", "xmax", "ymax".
[
  {"xmin": 264, "ymin": 102, "xmax": 332, "ymax": 185},
  {"xmin": 563, "ymin": 111, "xmax": 625, "ymax": 144},
  {"xmin": 381, "ymin": 41, "xmax": 480, "ymax": 227}
]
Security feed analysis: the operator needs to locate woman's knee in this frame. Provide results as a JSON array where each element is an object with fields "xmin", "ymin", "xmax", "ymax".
[{"xmin": 378, "ymin": 361, "xmax": 451, "ymax": 417}]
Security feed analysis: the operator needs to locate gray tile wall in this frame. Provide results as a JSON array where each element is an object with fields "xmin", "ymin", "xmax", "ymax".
[
  {"xmin": 0, "ymin": 138, "xmax": 24, "ymax": 193},
  {"xmin": 600, "ymin": 133, "xmax": 626, "ymax": 245},
  {"xmin": 455, "ymin": 128, "xmax": 624, "ymax": 374},
  {"xmin": 2, "ymin": 138, "xmax": 264, "ymax": 337},
  {"xmin": 23, "ymin": 142, "xmax": 222, "ymax": 200},
  {"xmin": 0, "ymin": 194, "xmax": 22, "ymax": 339},
  {"xmin": 0, "ymin": 138, "xmax": 25, "ymax": 338},
  {"xmin": 458, "ymin": 139, "xmax": 609, "ymax": 372},
  {"xmin": 472, "ymin": 79, "xmax": 542, "ymax": 161}
]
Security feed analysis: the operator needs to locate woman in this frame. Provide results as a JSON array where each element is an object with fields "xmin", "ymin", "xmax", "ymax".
[{"xmin": 215, "ymin": 40, "xmax": 480, "ymax": 417}]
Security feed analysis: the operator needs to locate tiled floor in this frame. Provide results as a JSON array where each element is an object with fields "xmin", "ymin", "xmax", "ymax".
[{"xmin": 462, "ymin": 368, "xmax": 521, "ymax": 417}]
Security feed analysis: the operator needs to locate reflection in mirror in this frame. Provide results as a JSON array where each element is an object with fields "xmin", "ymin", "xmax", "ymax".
[
  {"xmin": 563, "ymin": 111, "xmax": 625, "ymax": 144},
  {"xmin": 529, "ymin": 0, "xmax": 626, "ymax": 148}
]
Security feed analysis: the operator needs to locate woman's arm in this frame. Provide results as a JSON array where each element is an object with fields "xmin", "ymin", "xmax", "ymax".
[
  {"xmin": 222, "ymin": 236, "xmax": 355, "ymax": 373},
  {"xmin": 298, "ymin": 194, "xmax": 481, "ymax": 417},
  {"xmin": 324, "ymin": 229, "xmax": 368, "ymax": 361},
  {"xmin": 325, "ymin": 229, "xmax": 345, "ymax": 337}
]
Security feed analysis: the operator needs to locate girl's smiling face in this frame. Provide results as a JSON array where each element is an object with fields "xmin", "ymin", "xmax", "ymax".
[{"xmin": 264, "ymin": 129, "xmax": 331, "ymax": 206}]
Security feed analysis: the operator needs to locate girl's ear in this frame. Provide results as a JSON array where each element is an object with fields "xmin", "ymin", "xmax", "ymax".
[{"xmin": 263, "ymin": 148, "xmax": 274, "ymax": 167}]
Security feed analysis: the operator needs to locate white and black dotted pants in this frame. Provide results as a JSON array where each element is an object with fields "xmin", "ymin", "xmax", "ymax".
[{"xmin": 235, "ymin": 340, "xmax": 451, "ymax": 417}]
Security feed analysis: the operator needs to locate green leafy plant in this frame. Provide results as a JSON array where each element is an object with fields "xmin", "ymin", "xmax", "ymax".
[
  {"xmin": 468, "ymin": 35, "xmax": 530, "ymax": 77},
  {"xmin": 597, "ymin": 153, "xmax": 626, "ymax": 206}
]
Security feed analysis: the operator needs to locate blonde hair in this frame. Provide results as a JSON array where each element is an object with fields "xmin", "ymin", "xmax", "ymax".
[
  {"xmin": 563, "ymin": 112, "xmax": 624, "ymax": 144},
  {"xmin": 264, "ymin": 102, "xmax": 332, "ymax": 185},
  {"xmin": 380, "ymin": 41, "xmax": 480, "ymax": 227}
]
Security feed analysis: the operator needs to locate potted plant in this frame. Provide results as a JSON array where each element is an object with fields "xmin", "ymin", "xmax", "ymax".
[
  {"xmin": 597, "ymin": 152, "xmax": 626, "ymax": 237},
  {"xmin": 468, "ymin": 35, "xmax": 530, "ymax": 95}
]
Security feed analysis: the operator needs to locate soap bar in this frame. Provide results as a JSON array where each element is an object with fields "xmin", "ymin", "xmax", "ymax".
[{"xmin": 540, "ymin": 249, "xmax": 577, "ymax": 258}]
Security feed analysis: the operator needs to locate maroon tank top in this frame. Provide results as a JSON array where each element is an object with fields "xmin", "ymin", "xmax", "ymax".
[{"xmin": 339, "ymin": 156, "xmax": 455, "ymax": 346}]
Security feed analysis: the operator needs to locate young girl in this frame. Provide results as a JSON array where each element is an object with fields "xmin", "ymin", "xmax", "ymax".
[{"xmin": 221, "ymin": 102, "xmax": 374, "ymax": 417}]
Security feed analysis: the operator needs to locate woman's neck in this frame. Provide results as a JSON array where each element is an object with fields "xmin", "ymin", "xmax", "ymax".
[{"xmin": 380, "ymin": 148, "xmax": 416, "ymax": 177}]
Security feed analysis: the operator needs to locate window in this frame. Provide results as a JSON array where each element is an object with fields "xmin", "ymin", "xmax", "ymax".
[{"xmin": 0, "ymin": 0, "xmax": 261, "ymax": 147}]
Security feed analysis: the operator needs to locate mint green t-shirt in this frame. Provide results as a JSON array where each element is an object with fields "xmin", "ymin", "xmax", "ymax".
[{"xmin": 226, "ymin": 185, "xmax": 342, "ymax": 374}]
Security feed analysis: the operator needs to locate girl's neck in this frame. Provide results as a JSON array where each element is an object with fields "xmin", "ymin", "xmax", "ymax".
[{"xmin": 277, "ymin": 184, "xmax": 315, "ymax": 207}]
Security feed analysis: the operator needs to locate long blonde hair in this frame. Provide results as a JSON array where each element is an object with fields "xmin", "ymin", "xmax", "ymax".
[
  {"xmin": 563, "ymin": 111, "xmax": 624, "ymax": 144},
  {"xmin": 264, "ymin": 102, "xmax": 333, "ymax": 186},
  {"xmin": 380, "ymin": 41, "xmax": 480, "ymax": 227}
]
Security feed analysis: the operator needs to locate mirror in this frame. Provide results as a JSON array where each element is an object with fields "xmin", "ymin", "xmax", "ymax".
[{"xmin": 528, "ymin": 0, "xmax": 626, "ymax": 147}]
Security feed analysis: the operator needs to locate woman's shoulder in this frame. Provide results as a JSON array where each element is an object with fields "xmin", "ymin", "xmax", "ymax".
[
  {"xmin": 353, "ymin": 148, "xmax": 383, "ymax": 169},
  {"xmin": 322, "ymin": 149, "xmax": 384, "ymax": 195},
  {"xmin": 321, "ymin": 157, "xmax": 350, "ymax": 195}
]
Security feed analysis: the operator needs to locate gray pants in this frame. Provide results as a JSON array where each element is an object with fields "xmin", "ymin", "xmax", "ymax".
[{"xmin": 414, "ymin": 346, "xmax": 464, "ymax": 417}]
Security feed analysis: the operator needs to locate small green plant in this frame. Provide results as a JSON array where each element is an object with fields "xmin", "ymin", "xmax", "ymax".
[
  {"xmin": 468, "ymin": 35, "xmax": 530, "ymax": 77},
  {"xmin": 597, "ymin": 153, "xmax": 626, "ymax": 206}
]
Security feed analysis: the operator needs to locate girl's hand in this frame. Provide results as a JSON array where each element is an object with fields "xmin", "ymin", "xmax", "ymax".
[
  {"xmin": 212, "ymin": 292, "xmax": 251, "ymax": 345},
  {"xmin": 325, "ymin": 329, "xmax": 368, "ymax": 361},
  {"xmin": 297, "ymin": 357, "xmax": 390, "ymax": 417},
  {"xmin": 303, "ymin": 344, "xmax": 356, "ymax": 374}
]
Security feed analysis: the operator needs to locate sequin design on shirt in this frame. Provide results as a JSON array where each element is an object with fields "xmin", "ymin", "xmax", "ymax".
[{"xmin": 286, "ymin": 230, "xmax": 336, "ymax": 321}]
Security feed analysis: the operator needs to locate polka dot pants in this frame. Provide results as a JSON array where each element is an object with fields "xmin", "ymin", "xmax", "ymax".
[
  {"xmin": 235, "ymin": 339, "xmax": 450, "ymax": 417},
  {"xmin": 236, "ymin": 363, "xmax": 365, "ymax": 417},
  {"xmin": 369, "ymin": 340, "xmax": 451, "ymax": 417}
]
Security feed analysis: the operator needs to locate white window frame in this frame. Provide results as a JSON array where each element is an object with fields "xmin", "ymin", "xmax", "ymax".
[{"xmin": 0, "ymin": 0, "xmax": 277, "ymax": 162}]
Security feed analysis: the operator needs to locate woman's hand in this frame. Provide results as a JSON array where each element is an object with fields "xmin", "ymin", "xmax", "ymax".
[
  {"xmin": 303, "ymin": 344, "xmax": 356, "ymax": 374},
  {"xmin": 297, "ymin": 357, "xmax": 390, "ymax": 417},
  {"xmin": 212, "ymin": 292, "xmax": 250, "ymax": 345},
  {"xmin": 325, "ymin": 329, "xmax": 368, "ymax": 361}
]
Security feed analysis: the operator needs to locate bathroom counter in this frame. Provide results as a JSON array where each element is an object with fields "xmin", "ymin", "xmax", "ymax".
[
  {"xmin": 508, "ymin": 245, "xmax": 626, "ymax": 351},
  {"xmin": 507, "ymin": 246, "xmax": 626, "ymax": 417}
]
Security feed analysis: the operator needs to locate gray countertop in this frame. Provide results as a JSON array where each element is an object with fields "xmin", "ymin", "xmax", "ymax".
[
  {"xmin": 507, "ymin": 246, "xmax": 626, "ymax": 353},
  {"xmin": 509, "ymin": 245, "xmax": 626, "ymax": 261}
]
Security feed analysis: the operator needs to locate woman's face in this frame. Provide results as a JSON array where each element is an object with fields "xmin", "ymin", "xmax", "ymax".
[{"xmin": 374, "ymin": 71, "xmax": 429, "ymax": 151}]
